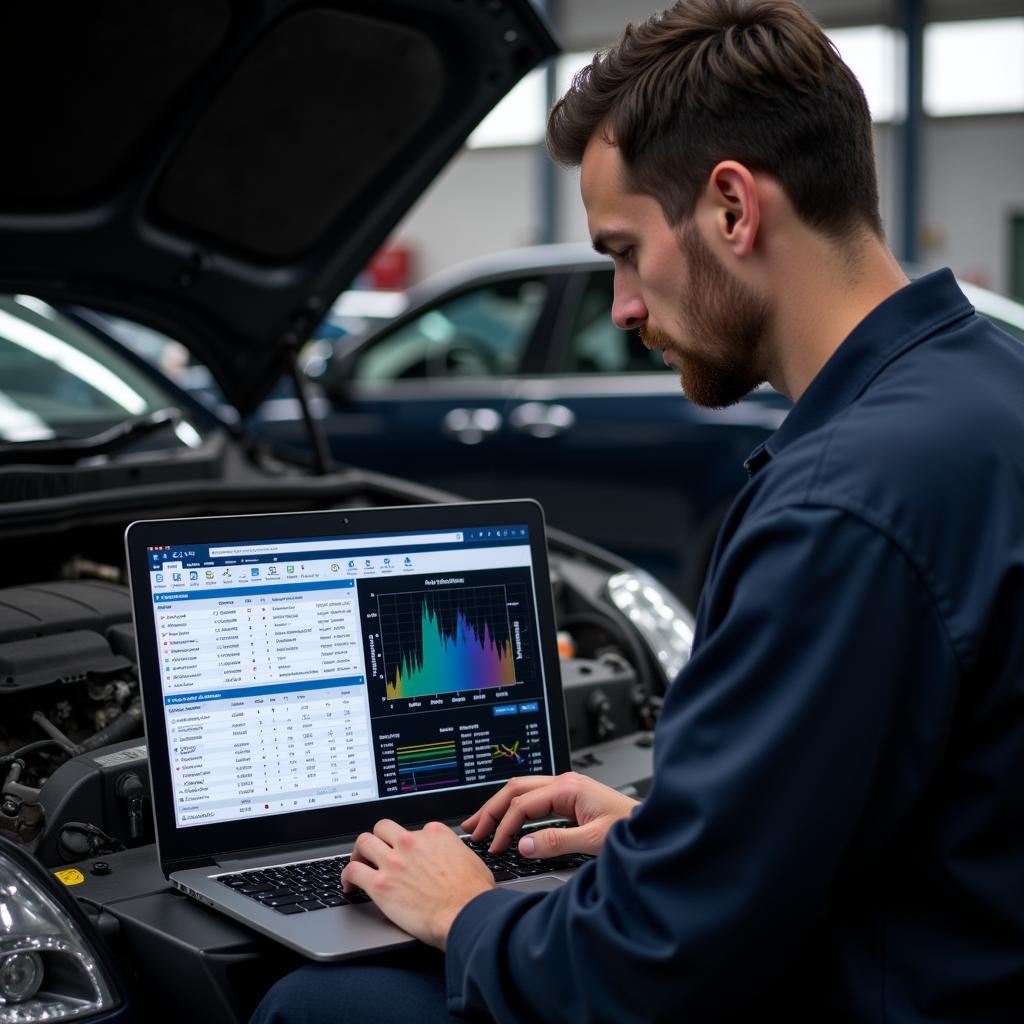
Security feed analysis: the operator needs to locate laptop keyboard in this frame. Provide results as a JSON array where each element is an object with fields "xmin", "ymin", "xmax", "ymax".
[{"xmin": 215, "ymin": 822, "xmax": 594, "ymax": 915}]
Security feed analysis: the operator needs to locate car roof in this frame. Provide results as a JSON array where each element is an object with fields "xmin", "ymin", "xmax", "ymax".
[
  {"xmin": 404, "ymin": 243, "xmax": 611, "ymax": 305},
  {"xmin": 402, "ymin": 246, "xmax": 1024, "ymax": 341}
]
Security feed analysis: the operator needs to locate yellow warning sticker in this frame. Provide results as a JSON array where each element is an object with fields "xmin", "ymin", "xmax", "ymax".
[{"xmin": 54, "ymin": 869, "xmax": 85, "ymax": 886}]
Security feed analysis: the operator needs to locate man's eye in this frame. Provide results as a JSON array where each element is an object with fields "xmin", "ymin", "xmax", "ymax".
[{"xmin": 616, "ymin": 247, "xmax": 635, "ymax": 263}]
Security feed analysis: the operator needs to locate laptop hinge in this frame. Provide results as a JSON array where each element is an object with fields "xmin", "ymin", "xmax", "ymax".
[
  {"xmin": 208, "ymin": 814, "xmax": 482, "ymax": 873},
  {"xmin": 214, "ymin": 837, "xmax": 357, "ymax": 873}
]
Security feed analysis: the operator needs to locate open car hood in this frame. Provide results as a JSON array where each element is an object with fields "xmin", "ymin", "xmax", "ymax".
[{"xmin": 0, "ymin": 1, "xmax": 557, "ymax": 415}]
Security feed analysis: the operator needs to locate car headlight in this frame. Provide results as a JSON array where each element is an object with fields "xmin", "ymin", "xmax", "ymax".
[
  {"xmin": 0, "ymin": 838, "xmax": 121, "ymax": 1023},
  {"xmin": 607, "ymin": 570, "xmax": 695, "ymax": 683}
]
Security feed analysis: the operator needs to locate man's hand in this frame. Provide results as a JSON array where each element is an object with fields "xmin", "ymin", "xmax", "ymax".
[
  {"xmin": 341, "ymin": 819, "xmax": 494, "ymax": 950},
  {"xmin": 462, "ymin": 772, "xmax": 639, "ymax": 859}
]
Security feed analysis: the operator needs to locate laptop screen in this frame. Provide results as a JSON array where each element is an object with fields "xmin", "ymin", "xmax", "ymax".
[{"xmin": 142, "ymin": 518, "xmax": 558, "ymax": 831}]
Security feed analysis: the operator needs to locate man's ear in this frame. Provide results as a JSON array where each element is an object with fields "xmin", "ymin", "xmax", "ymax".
[{"xmin": 705, "ymin": 161, "xmax": 759, "ymax": 258}]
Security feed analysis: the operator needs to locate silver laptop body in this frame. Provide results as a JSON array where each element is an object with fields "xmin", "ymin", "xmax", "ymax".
[{"xmin": 125, "ymin": 500, "xmax": 576, "ymax": 960}]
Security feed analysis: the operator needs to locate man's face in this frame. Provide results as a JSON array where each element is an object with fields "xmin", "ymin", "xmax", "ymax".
[{"xmin": 580, "ymin": 135, "xmax": 769, "ymax": 408}]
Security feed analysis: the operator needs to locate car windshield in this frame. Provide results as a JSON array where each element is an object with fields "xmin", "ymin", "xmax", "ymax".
[{"xmin": 0, "ymin": 294, "xmax": 193, "ymax": 443}]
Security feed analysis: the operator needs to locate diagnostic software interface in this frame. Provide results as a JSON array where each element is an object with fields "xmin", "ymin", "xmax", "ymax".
[{"xmin": 144, "ymin": 525, "xmax": 556, "ymax": 827}]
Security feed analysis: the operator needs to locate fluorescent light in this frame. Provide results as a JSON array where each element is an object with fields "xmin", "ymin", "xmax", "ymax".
[
  {"xmin": 12, "ymin": 294, "xmax": 58, "ymax": 319},
  {"xmin": 0, "ymin": 389, "xmax": 55, "ymax": 442},
  {"xmin": 174, "ymin": 421, "xmax": 203, "ymax": 449},
  {"xmin": 0, "ymin": 307, "xmax": 148, "ymax": 414},
  {"xmin": 925, "ymin": 18, "xmax": 1024, "ymax": 117}
]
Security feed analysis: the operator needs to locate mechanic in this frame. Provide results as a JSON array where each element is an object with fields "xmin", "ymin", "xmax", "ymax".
[{"xmin": 252, "ymin": 1, "xmax": 1024, "ymax": 1020}]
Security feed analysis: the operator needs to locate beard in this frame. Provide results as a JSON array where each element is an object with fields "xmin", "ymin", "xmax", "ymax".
[{"xmin": 641, "ymin": 222, "xmax": 769, "ymax": 409}]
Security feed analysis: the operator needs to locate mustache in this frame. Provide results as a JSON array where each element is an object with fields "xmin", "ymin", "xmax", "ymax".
[{"xmin": 639, "ymin": 325, "xmax": 677, "ymax": 351}]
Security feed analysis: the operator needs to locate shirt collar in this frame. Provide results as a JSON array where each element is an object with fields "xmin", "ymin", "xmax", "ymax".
[{"xmin": 744, "ymin": 268, "xmax": 974, "ymax": 477}]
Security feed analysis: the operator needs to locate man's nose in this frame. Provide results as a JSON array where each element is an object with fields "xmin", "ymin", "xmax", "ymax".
[{"xmin": 611, "ymin": 281, "xmax": 648, "ymax": 331}]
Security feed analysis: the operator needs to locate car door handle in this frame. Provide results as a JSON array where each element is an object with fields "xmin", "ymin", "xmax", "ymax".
[
  {"xmin": 442, "ymin": 407, "xmax": 502, "ymax": 445},
  {"xmin": 508, "ymin": 402, "xmax": 575, "ymax": 439}
]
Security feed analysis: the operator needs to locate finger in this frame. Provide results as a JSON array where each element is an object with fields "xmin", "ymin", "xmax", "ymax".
[
  {"xmin": 491, "ymin": 778, "xmax": 581, "ymax": 851},
  {"xmin": 463, "ymin": 786, "xmax": 520, "ymax": 840},
  {"xmin": 371, "ymin": 818, "xmax": 406, "ymax": 847},
  {"xmin": 462, "ymin": 781, "xmax": 524, "ymax": 836},
  {"xmin": 518, "ymin": 822, "xmax": 600, "ymax": 859},
  {"xmin": 489, "ymin": 786, "xmax": 566, "ymax": 853},
  {"xmin": 463, "ymin": 775, "xmax": 557, "ymax": 830},
  {"xmin": 349, "ymin": 831, "xmax": 390, "ymax": 869},
  {"xmin": 463, "ymin": 776, "xmax": 553, "ymax": 839},
  {"xmin": 341, "ymin": 858, "xmax": 374, "ymax": 895}
]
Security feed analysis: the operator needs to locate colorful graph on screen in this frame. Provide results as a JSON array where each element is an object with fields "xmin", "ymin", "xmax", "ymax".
[
  {"xmin": 397, "ymin": 740, "xmax": 459, "ymax": 792},
  {"xmin": 491, "ymin": 739, "xmax": 526, "ymax": 766},
  {"xmin": 380, "ymin": 586, "xmax": 518, "ymax": 700}
]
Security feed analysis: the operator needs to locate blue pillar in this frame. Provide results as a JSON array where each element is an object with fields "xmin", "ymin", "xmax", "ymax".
[
  {"xmin": 535, "ymin": 0, "xmax": 559, "ymax": 245},
  {"xmin": 900, "ymin": 0, "xmax": 923, "ymax": 264}
]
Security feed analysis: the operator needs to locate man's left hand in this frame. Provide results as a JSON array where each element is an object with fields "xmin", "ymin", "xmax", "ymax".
[{"xmin": 341, "ymin": 819, "xmax": 495, "ymax": 949}]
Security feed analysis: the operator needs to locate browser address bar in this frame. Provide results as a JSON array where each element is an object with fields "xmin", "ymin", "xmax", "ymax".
[{"xmin": 208, "ymin": 533, "xmax": 464, "ymax": 558}]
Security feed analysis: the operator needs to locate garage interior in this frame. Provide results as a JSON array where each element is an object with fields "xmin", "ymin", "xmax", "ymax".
[{"xmin": 395, "ymin": 0, "xmax": 1024, "ymax": 298}]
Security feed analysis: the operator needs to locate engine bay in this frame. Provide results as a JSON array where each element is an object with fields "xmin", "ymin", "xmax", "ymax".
[{"xmin": 0, "ymin": 476, "xmax": 670, "ymax": 866}]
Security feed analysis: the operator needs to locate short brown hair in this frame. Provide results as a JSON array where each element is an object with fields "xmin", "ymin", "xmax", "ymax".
[{"xmin": 548, "ymin": 0, "xmax": 882, "ymax": 240}]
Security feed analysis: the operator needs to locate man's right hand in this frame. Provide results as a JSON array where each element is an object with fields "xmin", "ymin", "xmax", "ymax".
[{"xmin": 461, "ymin": 772, "xmax": 639, "ymax": 859}]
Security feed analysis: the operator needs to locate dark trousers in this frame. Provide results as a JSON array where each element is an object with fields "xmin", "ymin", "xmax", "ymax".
[{"xmin": 250, "ymin": 948, "xmax": 477, "ymax": 1024}]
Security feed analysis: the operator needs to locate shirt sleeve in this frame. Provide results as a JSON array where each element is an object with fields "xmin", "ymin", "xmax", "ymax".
[{"xmin": 444, "ymin": 504, "xmax": 961, "ymax": 1022}]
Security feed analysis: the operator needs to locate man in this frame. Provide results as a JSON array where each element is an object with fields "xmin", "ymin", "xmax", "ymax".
[{"xmin": 253, "ymin": 1, "xmax": 1024, "ymax": 1020}]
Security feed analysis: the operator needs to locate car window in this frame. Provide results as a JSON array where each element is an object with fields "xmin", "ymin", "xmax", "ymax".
[
  {"xmin": 560, "ymin": 270, "xmax": 661, "ymax": 374},
  {"xmin": 351, "ymin": 277, "xmax": 548, "ymax": 384},
  {"xmin": 0, "ymin": 294, "xmax": 200, "ymax": 443}
]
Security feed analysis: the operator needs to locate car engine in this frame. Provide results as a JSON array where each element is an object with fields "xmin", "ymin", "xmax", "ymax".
[
  {"xmin": 0, "ymin": 502, "xmax": 672, "ymax": 867},
  {"xmin": 0, "ymin": 580, "xmax": 145, "ymax": 853}
]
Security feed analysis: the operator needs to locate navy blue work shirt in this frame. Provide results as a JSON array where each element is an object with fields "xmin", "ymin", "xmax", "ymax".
[{"xmin": 444, "ymin": 270, "xmax": 1024, "ymax": 1022}]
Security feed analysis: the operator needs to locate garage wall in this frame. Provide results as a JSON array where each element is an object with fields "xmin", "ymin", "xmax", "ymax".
[
  {"xmin": 394, "ymin": 120, "xmax": 910, "ymax": 284},
  {"xmin": 918, "ymin": 115, "xmax": 1024, "ymax": 293},
  {"xmin": 392, "ymin": 146, "xmax": 541, "ymax": 283},
  {"xmin": 394, "ymin": 110, "xmax": 1023, "ymax": 294}
]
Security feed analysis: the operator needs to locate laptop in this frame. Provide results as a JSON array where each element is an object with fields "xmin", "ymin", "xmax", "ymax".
[{"xmin": 125, "ymin": 499, "xmax": 581, "ymax": 960}]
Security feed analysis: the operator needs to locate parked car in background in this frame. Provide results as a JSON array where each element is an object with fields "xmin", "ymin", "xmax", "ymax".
[
  {"xmin": 252, "ymin": 244, "xmax": 790, "ymax": 606},
  {"xmin": 250, "ymin": 245, "xmax": 1024, "ymax": 607}
]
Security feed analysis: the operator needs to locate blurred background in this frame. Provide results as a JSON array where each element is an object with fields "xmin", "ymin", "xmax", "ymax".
[
  {"xmin": 75, "ymin": 0, "xmax": 1024, "ymax": 606},
  {"xmin": 392, "ymin": 0, "xmax": 1024, "ymax": 295}
]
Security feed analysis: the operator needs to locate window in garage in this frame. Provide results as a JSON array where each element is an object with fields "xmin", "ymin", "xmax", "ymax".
[{"xmin": 924, "ymin": 18, "xmax": 1024, "ymax": 117}]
